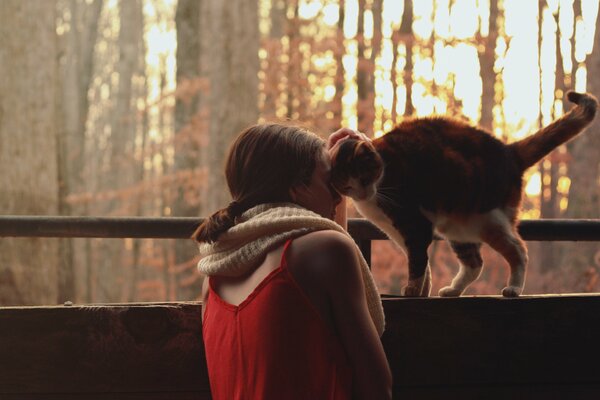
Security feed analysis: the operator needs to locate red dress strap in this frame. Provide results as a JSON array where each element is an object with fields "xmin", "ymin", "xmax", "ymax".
[{"xmin": 279, "ymin": 238, "xmax": 294, "ymax": 269}]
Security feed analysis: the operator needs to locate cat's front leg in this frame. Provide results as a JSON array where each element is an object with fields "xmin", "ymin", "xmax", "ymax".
[{"xmin": 401, "ymin": 231, "xmax": 433, "ymax": 297}]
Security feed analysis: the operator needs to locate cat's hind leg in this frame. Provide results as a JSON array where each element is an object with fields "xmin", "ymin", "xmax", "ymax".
[
  {"xmin": 439, "ymin": 242, "xmax": 483, "ymax": 297},
  {"xmin": 481, "ymin": 211, "xmax": 528, "ymax": 297}
]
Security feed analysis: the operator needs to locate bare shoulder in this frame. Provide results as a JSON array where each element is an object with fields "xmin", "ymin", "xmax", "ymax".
[
  {"xmin": 287, "ymin": 230, "xmax": 361, "ymax": 285},
  {"xmin": 291, "ymin": 230, "xmax": 356, "ymax": 262}
]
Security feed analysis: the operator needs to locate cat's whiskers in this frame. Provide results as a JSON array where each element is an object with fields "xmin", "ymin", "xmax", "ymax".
[{"xmin": 375, "ymin": 191, "xmax": 400, "ymax": 208}]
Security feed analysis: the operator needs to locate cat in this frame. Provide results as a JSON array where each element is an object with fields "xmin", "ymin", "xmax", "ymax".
[{"xmin": 330, "ymin": 91, "xmax": 597, "ymax": 297}]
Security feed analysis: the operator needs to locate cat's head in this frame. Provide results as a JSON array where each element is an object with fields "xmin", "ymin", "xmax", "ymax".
[{"xmin": 330, "ymin": 138, "xmax": 384, "ymax": 201}]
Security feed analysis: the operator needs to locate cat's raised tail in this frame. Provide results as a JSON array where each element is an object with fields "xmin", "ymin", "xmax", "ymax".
[{"xmin": 511, "ymin": 91, "xmax": 598, "ymax": 171}]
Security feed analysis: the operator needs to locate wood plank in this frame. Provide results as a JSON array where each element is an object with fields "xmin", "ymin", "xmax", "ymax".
[
  {"xmin": 395, "ymin": 383, "xmax": 600, "ymax": 399},
  {"xmin": 0, "ymin": 393, "xmax": 210, "ymax": 400},
  {"xmin": 0, "ymin": 303, "xmax": 208, "ymax": 394},
  {"xmin": 382, "ymin": 295, "xmax": 600, "ymax": 388},
  {"xmin": 1, "ymin": 295, "xmax": 600, "ymax": 397}
]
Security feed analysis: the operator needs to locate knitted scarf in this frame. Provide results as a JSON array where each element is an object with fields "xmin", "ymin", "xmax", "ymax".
[{"xmin": 197, "ymin": 203, "xmax": 385, "ymax": 336}]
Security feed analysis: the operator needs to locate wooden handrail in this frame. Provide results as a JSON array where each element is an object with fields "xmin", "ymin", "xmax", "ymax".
[
  {"xmin": 0, "ymin": 216, "xmax": 599, "ymax": 240},
  {"xmin": 1, "ymin": 216, "xmax": 598, "ymax": 266}
]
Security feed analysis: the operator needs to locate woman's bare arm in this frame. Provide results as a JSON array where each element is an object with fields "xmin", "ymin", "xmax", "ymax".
[{"xmin": 292, "ymin": 231, "xmax": 392, "ymax": 399}]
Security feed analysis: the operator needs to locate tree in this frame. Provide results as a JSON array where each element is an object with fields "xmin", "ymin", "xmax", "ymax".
[
  {"xmin": 332, "ymin": 0, "xmax": 346, "ymax": 128},
  {"xmin": 0, "ymin": 0, "xmax": 60, "ymax": 305},
  {"xmin": 262, "ymin": 0, "xmax": 287, "ymax": 119},
  {"xmin": 95, "ymin": 0, "xmax": 144, "ymax": 303},
  {"xmin": 201, "ymin": 0, "xmax": 260, "ymax": 214},
  {"xmin": 173, "ymin": 0, "xmax": 204, "ymax": 300},
  {"xmin": 564, "ymin": 7, "xmax": 600, "ymax": 271},
  {"xmin": 401, "ymin": 0, "xmax": 414, "ymax": 117},
  {"xmin": 356, "ymin": 0, "xmax": 382, "ymax": 136},
  {"xmin": 478, "ymin": 0, "xmax": 499, "ymax": 131},
  {"xmin": 57, "ymin": 0, "xmax": 104, "ymax": 303}
]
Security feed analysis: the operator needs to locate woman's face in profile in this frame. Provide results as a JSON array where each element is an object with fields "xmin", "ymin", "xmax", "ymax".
[{"xmin": 291, "ymin": 149, "xmax": 342, "ymax": 219}]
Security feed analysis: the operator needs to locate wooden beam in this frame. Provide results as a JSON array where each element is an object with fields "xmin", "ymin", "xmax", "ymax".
[
  {"xmin": 0, "ymin": 216, "xmax": 599, "ymax": 241},
  {"xmin": 2, "ymin": 295, "xmax": 600, "ymax": 398},
  {"xmin": 0, "ymin": 303, "xmax": 209, "ymax": 399}
]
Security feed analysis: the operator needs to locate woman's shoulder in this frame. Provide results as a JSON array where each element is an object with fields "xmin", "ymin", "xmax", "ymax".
[
  {"xmin": 287, "ymin": 230, "xmax": 360, "ymax": 282},
  {"xmin": 291, "ymin": 230, "xmax": 356, "ymax": 257}
]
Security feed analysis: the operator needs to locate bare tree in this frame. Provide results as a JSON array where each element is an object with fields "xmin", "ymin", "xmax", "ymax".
[
  {"xmin": 478, "ymin": 0, "xmax": 498, "ymax": 131},
  {"xmin": 262, "ymin": 0, "xmax": 287, "ymax": 119},
  {"xmin": 173, "ymin": 0, "xmax": 204, "ymax": 300},
  {"xmin": 401, "ymin": 0, "xmax": 414, "ymax": 117},
  {"xmin": 356, "ymin": 0, "xmax": 367, "ymax": 132},
  {"xmin": 95, "ymin": 0, "xmax": 144, "ymax": 303},
  {"xmin": 201, "ymin": 0, "xmax": 260, "ymax": 214},
  {"xmin": 57, "ymin": 0, "xmax": 104, "ymax": 303},
  {"xmin": 0, "ymin": 0, "xmax": 60, "ymax": 305},
  {"xmin": 564, "ymin": 8, "xmax": 600, "ymax": 271}
]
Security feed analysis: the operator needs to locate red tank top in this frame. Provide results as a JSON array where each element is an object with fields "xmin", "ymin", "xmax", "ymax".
[{"xmin": 202, "ymin": 239, "xmax": 353, "ymax": 400}]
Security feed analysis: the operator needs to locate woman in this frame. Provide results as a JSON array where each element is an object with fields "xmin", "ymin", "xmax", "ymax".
[{"xmin": 194, "ymin": 123, "xmax": 392, "ymax": 399}]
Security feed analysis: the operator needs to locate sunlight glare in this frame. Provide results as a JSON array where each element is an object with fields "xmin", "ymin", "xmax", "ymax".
[
  {"xmin": 450, "ymin": 0, "xmax": 478, "ymax": 39},
  {"xmin": 299, "ymin": 1, "xmax": 321, "ymax": 20},
  {"xmin": 344, "ymin": 0, "xmax": 358, "ymax": 38},
  {"xmin": 526, "ymin": 172, "xmax": 542, "ymax": 197},
  {"xmin": 413, "ymin": 0, "xmax": 434, "ymax": 41},
  {"xmin": 322, "ymin": 3, "xmax": 339, "ymax": 26},
  {"xmin": 383, "ymin": 0, "xmax": 403, "ymax": 32}
]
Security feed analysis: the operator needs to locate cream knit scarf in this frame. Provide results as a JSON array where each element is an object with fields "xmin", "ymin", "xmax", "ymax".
[{"xmin": 197, "ymin": 203, "xmax": 385, "ymax": 336}]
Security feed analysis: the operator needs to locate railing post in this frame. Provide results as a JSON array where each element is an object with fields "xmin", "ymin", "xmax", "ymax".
[{"xmin": 355, "ymin": 239, "xmax": 372, "ymax": 268}]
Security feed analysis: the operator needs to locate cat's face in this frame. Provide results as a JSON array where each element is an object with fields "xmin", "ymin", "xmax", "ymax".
[{"xmin": 329, "ymin": 138, "xmax": 384, "ymax": 201}]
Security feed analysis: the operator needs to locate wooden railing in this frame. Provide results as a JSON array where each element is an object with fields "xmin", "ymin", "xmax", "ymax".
[
  {"xmin": 1, "ymin": 216, "xmax": 599, "ymax": 265},
  {"xmin": 1, "ymin": 217, "xmax": 600, "ymax": 399}
]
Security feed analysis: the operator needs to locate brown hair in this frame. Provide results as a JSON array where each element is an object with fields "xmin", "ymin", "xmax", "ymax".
[{"xmin": 192, "ymin": 123, "xmax": 326, "ymax": 243}]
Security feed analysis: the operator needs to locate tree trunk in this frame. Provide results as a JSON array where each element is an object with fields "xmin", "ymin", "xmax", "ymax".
[
  {"xmin": 174, "ymin": 0, "xmax": 203, "ymax": 300},
  {"xmin": 478, "ymin": 0, "xmax": 498, "ymax": 131},
  {"xmin": 262, "ymin": 0, "xmax": 286, "ymax": 118},
  {"xmin": 286, "ymin": 1, "xmax": 300, "ymax": 119},
  {"xmin": 367, "ymin": 0, "xmax": 383, "ymax": 135},
  {"xmin": 401, "ymin": 0, "xmax": 414, "ymax": 117},
  {"xmin": 564, "ymin": 7, "xmax": 600, "ymax": 271},
  {"xmin": 96, "ymin": 0, "xmax": 143, "ymax": 303},
  {"xmin": 356, "ymin": 0, "xmax": 367, "ymax": 132},
  {"xmin": 57, "ymin": 0, "xmax": 103, "ymax": 304},
  {"xmin": 202, "ymin": 0, "xmax": 260, "ymax": 214},
  {"xmin": 0, "ymin": 0, "xmax": 60, "ymax": 305},
  {"xmin": 390, "ymin": 25, "xmax": 400, "ymax": 125},
  {"xmin": 332, "ymin": 0, "xmax": 345, "ymax": 128}
]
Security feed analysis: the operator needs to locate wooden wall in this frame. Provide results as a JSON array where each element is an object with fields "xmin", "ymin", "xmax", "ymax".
[{"xmin": 1, "ymin": 295, "xmax": 600, "ymax": 399}]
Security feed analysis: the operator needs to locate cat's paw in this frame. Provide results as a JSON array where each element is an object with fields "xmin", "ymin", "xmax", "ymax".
[
  {"xmin": 501, "ymin": 286, "xmax": 522, "ymax": 297},
  {"xmin": 438, "ymin": 286, "xmax": 462, "ymax": 297}
]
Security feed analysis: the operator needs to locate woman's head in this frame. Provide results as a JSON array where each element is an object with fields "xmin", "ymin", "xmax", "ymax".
[{"xmin": 193, "ymin": 123, "xmax": 340, "ymax": 243}]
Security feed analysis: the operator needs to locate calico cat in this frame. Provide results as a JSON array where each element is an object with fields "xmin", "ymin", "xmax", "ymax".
[{"xmin": 330, "ymin": 91, "xmax": 597, "ymax": 297}]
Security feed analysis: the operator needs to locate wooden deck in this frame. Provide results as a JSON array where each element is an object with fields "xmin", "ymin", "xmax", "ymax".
[
  {"xmin": 1, "ymin": 216, "xmax": 598, "ymax": 398},
  {"xmin": 2, "ymin": 294, "xmax": 600, "ymax": 399}
]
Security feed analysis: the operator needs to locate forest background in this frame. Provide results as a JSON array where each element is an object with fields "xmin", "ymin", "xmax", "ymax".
[{"xmin": 0, "ymin": 0, "xmax": 598, "ymax": 306}]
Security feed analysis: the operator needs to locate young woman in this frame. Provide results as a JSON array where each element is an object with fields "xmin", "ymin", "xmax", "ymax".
[{"xmin": 194, "ymin": 123, "xmax": 392, "ymax": 399}]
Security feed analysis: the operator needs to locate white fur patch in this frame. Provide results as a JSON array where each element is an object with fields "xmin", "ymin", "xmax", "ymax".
[
  {"xmin": 420, "ymin": 207, "xmax": 511, "ymax": 243},
  {"xmin": 354, "ymin": 198, "xmax": 407, "ymax": 253}
]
